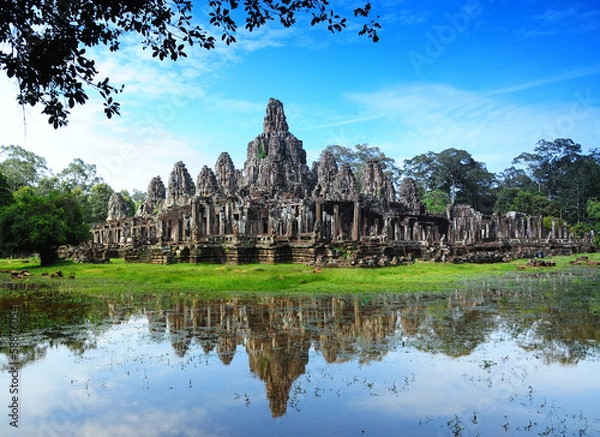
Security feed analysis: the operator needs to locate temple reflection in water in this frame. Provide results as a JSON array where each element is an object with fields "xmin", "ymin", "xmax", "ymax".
[
  {"xmin": 140, "ymin": 281, "xmax": 600, "ymax": 417},
  {"xmin": 1, "ymin": 273, "xmax": 598, "ymax": 420}
]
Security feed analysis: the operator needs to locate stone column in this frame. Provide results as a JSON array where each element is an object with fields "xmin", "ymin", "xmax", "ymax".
[
  {"xmin": 315, "ymin": 202, "xmax": 322, "ymax": 240},
  {"xmin": 219, "ymin": 208, "xmax": 225, "ymax": 235},
  {"xmin": 352, "ymin": 202, "xmax": 360, "ymax": 241},
  {"xmin": 551, "ymin": 218, "xmax": 556, "ymax": 240},
  {"xmin": 224, "ymin": 202, "xmax": 230, "ymax": 235},
  {"xmin": 206, "ymin": 203, "xmax": 212, "ymax": 236},
  {"xmin": 333, "ymin": 204, "xmax": 340, "ymax": 239},
  {"xmin": 191, "ymin": 198, "xmax": 198, "ymax": 242}
]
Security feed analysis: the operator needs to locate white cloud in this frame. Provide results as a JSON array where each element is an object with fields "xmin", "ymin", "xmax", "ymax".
[
  {"xmin": 520, "ymin": 4, "xmax": 600, "ymax": 36},
  {"xmin": 486, "ymin": 65, "xmax": 600, "ymax": 96},
  {"xmin": 0, "ymin": 75, "xmax": 206, "ymax": 191},
  {"xmin": 342, "ymin": 82, "xmax": 600, "ymax": 173}
]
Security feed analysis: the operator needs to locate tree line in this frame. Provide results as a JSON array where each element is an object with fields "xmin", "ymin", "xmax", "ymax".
[
  {"xmin": 1, "ymin": 138, "xmax": 599, "ymax": 265},
  {"xmin": 326, "ymin": 138, "xmax": 600, "ymax": 242},
  {"xmin": 0, "ymin": 145, "xmax": 145, "ymax": 265}
]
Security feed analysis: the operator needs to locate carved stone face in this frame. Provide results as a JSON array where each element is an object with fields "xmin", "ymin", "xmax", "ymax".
[{"xmin": 107, "ymin": 192, "xmax": 128, "ymax": 221}]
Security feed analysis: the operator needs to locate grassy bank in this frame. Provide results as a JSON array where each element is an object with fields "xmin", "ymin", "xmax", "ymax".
[{"xmin": 1, "ymin": 252, "xmax": 599, "ymax": 299}]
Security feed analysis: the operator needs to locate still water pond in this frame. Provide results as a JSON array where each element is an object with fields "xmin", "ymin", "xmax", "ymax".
[{"xmin": 1, "ymin": 271, "xmax": 600, "ymax": 436}]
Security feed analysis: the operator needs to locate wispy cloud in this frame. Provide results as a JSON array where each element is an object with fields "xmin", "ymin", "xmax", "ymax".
[
  {"xmin": 303, "ymin": 115, "xmax": 383, "ymax": 130},
  {"xmin": 0, "ymin": 74, "xmax": 206, "ymax": 191},
  {"xmin": 486, "ymin": 65, "xmax": 600, "ymax": 95},
  {"xmin": 519, "ymin": 3, "xmax": 600, "ymax": 36},
  {"xmin": 339, "ymin": 82, "xmax": 600, "ymax": 172}
]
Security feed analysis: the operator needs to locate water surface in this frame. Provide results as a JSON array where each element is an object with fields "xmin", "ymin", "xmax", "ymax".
[{"xmin": 1, "ymin": 270, "xmax": 599, "ymax": 436}]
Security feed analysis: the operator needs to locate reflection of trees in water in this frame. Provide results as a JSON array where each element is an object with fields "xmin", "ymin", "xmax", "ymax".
[
  {"xmin": 495, "ymin": 273, "xmax": 600, "ymax": 365},
  {"xmin": 1, "ymin": 271, "xmax": 598, "ymax": 415},
  {"xmin": 410, "ymin": 292, "xmax": 498, "ymax": 357},
  {"xmin": 0, "ymin": 294, "xmax": 110, "ymax": 370}
]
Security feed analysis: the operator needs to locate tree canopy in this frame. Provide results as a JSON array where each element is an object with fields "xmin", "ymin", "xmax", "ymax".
[
  {"xmin": 403, "ymin": 148, "xmax": 496, "ymax": 214},
  {"xmin": 0, "ymin": 187, "xmax": 89, "ymax": 266},
  {"xmin": 1, "ymin": 0, "xmax": 379, "ymax": 128},
  {"xmin": 0, "ymin": 145, "xmax": 50, "ymax": 190},
  {"xmin": 57, "ymin": 158, "xmax": 103, "ymax": 194},
  {"xmin": 85, "ymin": 182, "xmax": 114, "ymax": 224},
  {"xmin": 512, "ymin": 139, "xmax": 600, "ymax": 224}
]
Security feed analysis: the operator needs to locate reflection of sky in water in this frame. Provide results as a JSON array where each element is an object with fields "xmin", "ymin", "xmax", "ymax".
[{"xmin": 1, "ymin": 289, "xmax": 600, "ymax": 436}]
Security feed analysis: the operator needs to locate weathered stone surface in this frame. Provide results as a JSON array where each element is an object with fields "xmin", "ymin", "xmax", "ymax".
[
  {"xmin": 312, "ymin": 151, "xmax": 338, "ymax": 199},
  {"xmin": 398, "ymin": 177, "xmax": 419, "ymax": 204},
  {"xmin": 136, "ymin": 176, "xmax": 166, "ymax": 217},
  {"xmin": 71, "ymin": 244, "xmax": 110, "ymax": 263},
  {"xmin": 360, "ymin": 160, "xmax": 395, "ymax": 203},
  {"xmin": 332, "ymin": 163, "xmax": 358, "ymax": 202},
  {"xmin": 196, "ymin": 165, "xmax": 220, "ymax": 197},
  {"xmin": 243, "ymin": 98, "xmax": 312, "ymax": 198},
  {"xmin": 166, "ymin": 161, "xmax": 195, "ymax": 207},
  {"xmin": 214, "ymin": 152, "xmax": 238, "ymax": 197},
  {"xmin": 397, "ymin": 177, "xmax": 420, "ymax": 212},
  {"xmin": 263, "ymin": 97, "xmax": 289, "ymax": 133},
  {"xmin": 107, "ymin": 192, "xmax": 128, "ymax": 221},
  {"xmin": 148, "ymin": 176, "xmax": 166, "ymax": 202}
]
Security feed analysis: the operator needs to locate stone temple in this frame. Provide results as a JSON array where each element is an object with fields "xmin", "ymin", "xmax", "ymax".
[{"xmin": 88, "ymin": 98, "xmax": 592, "ymax": 265}]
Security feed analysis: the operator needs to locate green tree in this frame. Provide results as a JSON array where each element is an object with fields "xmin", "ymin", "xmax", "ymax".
[
  {"xmin": 0, "ymin": 145, "xmax": 50, "ymax": 190},
  {"xmin": 510, "ymin": 190, "xmax": 558, "ymax": 217},
  {"xmin": 131, "ymin": 189, "xmax": 147, "ymax": 211},
  {"xmin": 35, "ymin": 176, "xmax": 61, "ymax": 196},
  {"xmin": 57, "ymin": 158, "xmax": 103, "ymax": 194},
  {"xmin": 120, "ymin": 189, "xmax": 137, "ymax": 217},
  {"xmin": 400, "ymin": 151, "xmax": 437, "ymax": 194},
  {"xmin": 2, "ymin": 0, "xmax": 379, "ymax": 128},
  {"xmin": 586, "ymin": 198, "xmax": 600, "ymax": 245},
  {"xmin": 493, "ymin": 187, "xmax": 518, "ymax": 213},
  {"xmin": 404, "ymin": 148, "xmax": 496, "ymax": 213},
  {"xmin": 512, "ymin": 138, "xmax": 581, "ymax": 198},
  {"xmin": 0, "ymin": 172, "xmax": 13, "ymax": 208},
  {"xmin": 55, "ymin": 158, "xmax": 109, "ymax": 223},
  {"xmin": 85, "ymin": 183, "xmax": 114, "ymax": 224},
  {"xmin": 0, "ymin": 188, "xmax": 89, "ymax": 266},
  {"xmin": 512, "ymin": 139, "xmax": 600, "ymax": 223},
  {"xmin": 495, "ymin": 166, "xmax": 536, "ymax": 191},
  {"xmin": 493, "ymin": 166, "xmax": 538, "ymax": 213},
  {"xmin": 422, "ymin": 189, "xmax": 450, "ymax": 214}
]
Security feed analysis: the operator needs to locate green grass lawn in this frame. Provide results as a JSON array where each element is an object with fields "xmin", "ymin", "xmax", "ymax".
[{"xmin": 1, "ymin": 253, "xmax": 599, "ymax": 299}]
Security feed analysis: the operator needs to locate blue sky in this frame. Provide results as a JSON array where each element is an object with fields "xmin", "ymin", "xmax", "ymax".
[{"xmin": 1, "ymin": 0, "xmax": 600, "ymax": 191}]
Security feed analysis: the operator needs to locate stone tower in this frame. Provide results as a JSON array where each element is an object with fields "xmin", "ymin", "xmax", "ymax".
[
  {"xmin": 136, "ymin": 176, "xmax": 166, "ymax": 217},
  {"xmin": 166, "ymin": 161, "xmax": 195, "ymax": 207},
  {"xmin": 243, "ymin": 98, "xmax": 312, "ymax": 198},
  {"xmin": 196, "ymin": 165, "xmax": 220, "ymax": 198},
  {"xmin": 107, "ymin": 192, "xmax": 128, "ymax": 221},
  {"xmin": 214, "ymin": 152, "xmax": 238, "ymax": 198},
  {"xmin": 360, "ymin": 160, "xmax": 395, "ymax": 204}
]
